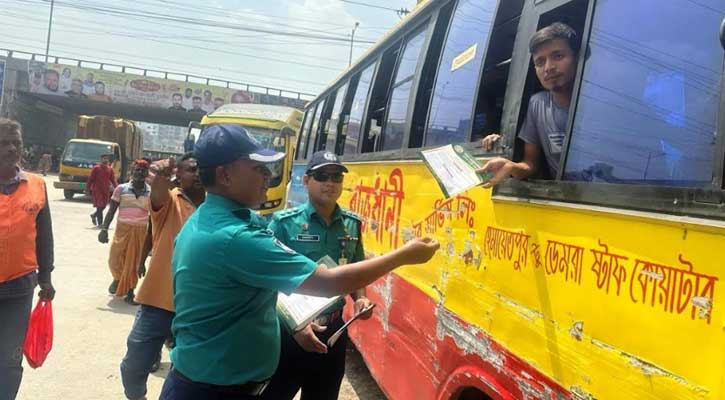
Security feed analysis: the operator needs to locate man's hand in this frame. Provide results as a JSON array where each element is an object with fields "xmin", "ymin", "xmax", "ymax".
[
  {"xmin": 138, "ymin": 261, "xmax": 147, "ymax": 278},
  {"xmin": 98, "ymin": 229, "xmax": 109, "ymax": 243},
  {"xmin": 481, "ymin": 134, "xmax": 502, "ymax": 151},
  {"xmin": 293, "ymin": 323, "xmax": 328, "ymax": 354},
  {"xmin": 353, "ymin": 297, "xmax": 374, "ymax": 320},
  {"xmin": 38, "ymin": 281, "xmax": 55, "ymax": 301},
  {"xmin": 150, "ymin": 157, "xmax": 175, "ymax": 182},
  {"xmin": 398, "ymin": 237, "xmax": 439, "ymax": 265},
  {"xmin": 477, "ymin": 157, "xmax": 514, "ymax": 188}
]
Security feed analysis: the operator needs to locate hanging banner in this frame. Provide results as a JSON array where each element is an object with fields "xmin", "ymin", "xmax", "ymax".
[{"xmin": 27, "ymin": 61, "xmax": 306, "ymax": 111}]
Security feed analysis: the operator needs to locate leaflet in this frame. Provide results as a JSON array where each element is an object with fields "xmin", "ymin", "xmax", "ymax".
[
  {"xmin": 277, "ymin": 256, "xmax": 341, "ymax": 332},
  {"xmin": 420, "ymin": 144, "xmax": 491, "ymax": 198}
]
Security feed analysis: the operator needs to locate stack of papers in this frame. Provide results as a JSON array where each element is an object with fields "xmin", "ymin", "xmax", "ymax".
[{"xmin": 277, "ymin": 256, "xmax": 341, "ymax": 332}]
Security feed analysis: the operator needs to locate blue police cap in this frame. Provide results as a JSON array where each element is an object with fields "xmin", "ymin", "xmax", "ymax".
[
  {"xmin": 306, "ymin": 150, "xmax": 348, "ymax": 173},
  {"xmin": 194, "ymin": 124, "xmax": 285, "ymax": 169}
]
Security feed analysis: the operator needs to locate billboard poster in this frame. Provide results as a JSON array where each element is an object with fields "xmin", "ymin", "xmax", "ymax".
[{"xmin": 27, "ymin": 61, "xmax": 306, "ymax": 111}]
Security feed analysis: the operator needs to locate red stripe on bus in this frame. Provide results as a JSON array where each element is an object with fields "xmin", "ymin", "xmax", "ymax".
[{"xmin": 344, "ymin": 273, "xmax": 574, "ymax": 400}]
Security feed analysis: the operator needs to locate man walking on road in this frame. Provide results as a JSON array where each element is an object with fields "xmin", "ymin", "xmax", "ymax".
[
  {"xmin": 120, "ymin": 153, "xmax": 205, "ymax": 400},
  {"xmin": 0, "ymin": 119, "xmax": 56, "ymax": 400},
  {"xmin": 262, "ymin": 151, "xmax": 373, "ymax": 400},
  {"xmin": 159, "ymin": 124, "xmax": 439, "ymax": 399},
  {"xmin": 86, "ymin": 153, "xmax": 118, "ymax": 227},
  {"xmin": 98, "ymin": 160, "xmax": 150, "ymax": 304}
]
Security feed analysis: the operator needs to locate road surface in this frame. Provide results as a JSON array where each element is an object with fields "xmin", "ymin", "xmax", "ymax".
[{"xmin": 16, "ymin": 175, "xmax": 386, "ymax": 400}]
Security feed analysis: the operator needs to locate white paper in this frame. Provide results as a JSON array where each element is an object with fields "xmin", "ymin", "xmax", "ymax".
[
  {"xmin": 277, "ymin": 255, "xmax": 341, "ymax": 330},
  {"xmin": 278, "ymin": 292, "xmax": 339, "ymax": 326},
  {"xmin": 421, "ymin": 144, "xmax": 481, "ymax": 197}
]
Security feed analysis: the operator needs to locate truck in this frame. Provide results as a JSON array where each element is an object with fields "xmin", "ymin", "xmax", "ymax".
[{"xmin": 54, "ymin": 115, "xmax": 143, "ymax": 199}]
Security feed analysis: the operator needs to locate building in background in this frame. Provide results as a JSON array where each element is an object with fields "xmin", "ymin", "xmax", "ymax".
[{"xmin": 136, "ymin": 121, "xmax": 186, "ymax": 159}]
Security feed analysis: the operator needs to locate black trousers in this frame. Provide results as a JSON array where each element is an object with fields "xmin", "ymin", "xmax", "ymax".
[
  {"xmin": 93, "ymin": 207, "xmax": 104, "ymax": 226},
  {"xmin": 160, "ymin": 369, "xmax": 260, "ymax": 400},
  {"xmin": 261, "ymin": 316, "xmax": 348, "ymax": 400}
]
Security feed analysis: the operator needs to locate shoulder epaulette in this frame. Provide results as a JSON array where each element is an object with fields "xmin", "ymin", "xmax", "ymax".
[
  {"xmin": 273, "ymin": 207, "xmax": 303, "ymax": 221},
  {"xmin": 340, "ymin": 208, "xmax": 362, "ymax": 222}
]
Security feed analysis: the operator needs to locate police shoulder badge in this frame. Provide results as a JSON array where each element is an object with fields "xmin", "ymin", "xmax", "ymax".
[{"xmin": 274, "ymin": 238, "xmax": 297, "ymax": 254}]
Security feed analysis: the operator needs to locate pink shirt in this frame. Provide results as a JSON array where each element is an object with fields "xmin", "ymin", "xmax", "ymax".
[{"xmin": 111, "ymin": 182, "xmax": 150, "ymax": 226}]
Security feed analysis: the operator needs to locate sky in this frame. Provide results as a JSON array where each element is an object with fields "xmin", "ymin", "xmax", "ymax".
[{"xmin": 0, "ymin": 0, "xmax": 418, "ymax": 97}]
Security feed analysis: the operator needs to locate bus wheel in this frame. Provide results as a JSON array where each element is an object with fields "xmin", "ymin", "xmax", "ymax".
[{"xmin": 63, "ymin": 190, "xmax": 75, "ymax": 200}]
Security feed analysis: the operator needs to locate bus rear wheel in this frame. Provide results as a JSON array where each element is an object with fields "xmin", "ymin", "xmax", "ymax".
[{"xmin": 63, "ymin": 190, "xmax": 75, "ymax": 200}]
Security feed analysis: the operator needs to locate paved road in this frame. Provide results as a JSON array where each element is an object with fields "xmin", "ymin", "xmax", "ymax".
[{"xmin": 17, "ymin": 175, "xmax": 386, "ymax": 400}]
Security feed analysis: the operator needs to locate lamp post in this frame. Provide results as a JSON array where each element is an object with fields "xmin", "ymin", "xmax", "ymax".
[
  {"xmin": 45, "ymin": 0, "xmax": 55, "ymax": 62},
  {"xmin": 349, "ymin": 21, "xmax": 359, "ymax": 67}
]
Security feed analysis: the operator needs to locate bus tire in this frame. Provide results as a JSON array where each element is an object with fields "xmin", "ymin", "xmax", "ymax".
[{"xmin": 63, "ymin": 190, "xmax": 75, "ymax": 200}]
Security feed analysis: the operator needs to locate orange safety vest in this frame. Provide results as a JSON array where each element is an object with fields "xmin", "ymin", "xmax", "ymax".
[{"xmin": 0, "ymin": 173, "xmax": 46, "ymax": 283}]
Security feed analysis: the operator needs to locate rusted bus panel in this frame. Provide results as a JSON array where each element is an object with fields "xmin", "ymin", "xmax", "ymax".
[{"xmin": 346, "ymin": 274, "xmax": 573, "ymax": 400}]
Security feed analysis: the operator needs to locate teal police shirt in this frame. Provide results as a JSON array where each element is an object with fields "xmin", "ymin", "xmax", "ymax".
[
  {"xmin": 170, "ymin": 193, "xmax": 318, "ymax": 385},
  {"xmin": 268, "ymin": 201, "xmax": 365, "ymax": 313}
]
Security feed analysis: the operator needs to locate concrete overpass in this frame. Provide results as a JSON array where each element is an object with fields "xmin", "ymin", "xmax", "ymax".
[{"xmin": 0, "ymin": 48, "xmax": 315, "ymax": 150}]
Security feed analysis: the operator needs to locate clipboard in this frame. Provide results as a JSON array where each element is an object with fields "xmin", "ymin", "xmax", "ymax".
[{"xmin": 326, "ymin": 303, "xmax": 376, "ymax": 347}]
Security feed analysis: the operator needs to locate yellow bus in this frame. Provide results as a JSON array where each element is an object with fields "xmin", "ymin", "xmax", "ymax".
[
  {"xmin": 186, "ymin": 103, "xmax": 303, "ymax": 215},
  {"xmin": 289, "ymin": 0, "xmax": 725, "ymax": 399}
]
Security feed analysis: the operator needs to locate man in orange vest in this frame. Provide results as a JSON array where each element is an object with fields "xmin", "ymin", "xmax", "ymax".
[{"xmin": 0, "ymin": 119, "xmax": 56, "ymax": 400}]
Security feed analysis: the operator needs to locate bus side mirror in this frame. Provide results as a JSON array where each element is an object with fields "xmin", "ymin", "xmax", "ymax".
[{"xmin": 721, "ymin": 18, "xmax": 725, "ymax": 50}]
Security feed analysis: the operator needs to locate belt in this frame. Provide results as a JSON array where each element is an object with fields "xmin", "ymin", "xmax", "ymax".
[
  {"xmin": 170, "ymin": 368, "xmax": 269, "ymax": 396},
  {"xmin": 313, "ymin": 309, "xmax": 342, "ymax": 326}
]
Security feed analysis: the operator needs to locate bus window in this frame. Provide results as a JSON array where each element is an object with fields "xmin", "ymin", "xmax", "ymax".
[
  {"xmin": 564, "ymin": 0, "xmax": 723, "ymax": 187},
  {"xmin": 362, "ymin": 42, "xmax": 403, "ymax": 153},
  {"xmin": 424, "ymin": 0, "xmax": 499, "ymax": 147},
  {"xmin": 324, "ymin": 82, "xmax": 349, "ymax": 152},
  {"xmin": 469, "ymin": 0, "xmax": 525, "ymax": 144},
  {"xmin": 407, "ymin": 0, "xmax": 456, "ymax": 149},
  {"xmin": 305, "ymin": 99, "xmax": 326, "ymax": 159},
  {"xmin": 380, "ymin": 25, "xmax": 431, "ymax": 152},
  {"xmin": 505, "ymin": 0, "xmax": 588, "ymax": 180},
  {"xmin": 343, "ymin": 63, "xmax": 377, "ymax": 155},
  {"xmin": 296, "ymin": 108, "xmax": 314, "ymax": 160}
]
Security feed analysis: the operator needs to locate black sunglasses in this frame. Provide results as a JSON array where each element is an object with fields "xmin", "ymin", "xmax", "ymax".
[{"xmin": 309, "ymin": 171, "xmax": 344, "ymax": 183}]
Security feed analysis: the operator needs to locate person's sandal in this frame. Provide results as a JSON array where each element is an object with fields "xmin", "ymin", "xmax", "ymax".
[
  {"xmin": 124, "ymin": 289, "xmax": 139, "ymax": 306},
  {"xmin": 108, "ymin": 280, "xmax": 119, "ymax": 295}
]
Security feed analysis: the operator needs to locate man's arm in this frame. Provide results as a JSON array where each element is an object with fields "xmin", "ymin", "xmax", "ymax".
[
  {"xmin": 296, "ymin": 238, "xmax": 438, "ymax": 297},
  {"xmin": 98, "ymin": 200, "xmax": 120, "ymax": 243},
  {"xmin": 85, "ymin": 166, "xmax": 96, "ymax": 194},
  {"xmin": 480, "ymin": 142, "xmax": 539, "ymax": 185},
  {"xmin": 36, "ymin": 187, "xmax": 55, "ymax": 300},
  {"xmin": 149, "ymin": 158, "xmax": 175, "ymax": 211},
  {"xmin": 138, "ymin": 220, "xmax": 152, "ymax": 278}
]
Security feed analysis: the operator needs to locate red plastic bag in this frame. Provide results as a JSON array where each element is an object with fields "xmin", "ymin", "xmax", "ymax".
[{"xmin": 23, "ymin": 299, "xmax": 53, "ymax": 369}]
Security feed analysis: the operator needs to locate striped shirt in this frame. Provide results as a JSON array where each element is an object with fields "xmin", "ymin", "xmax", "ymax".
[{"xmin": 111, "ymin": 182, "xmax": 150, "ymax": 226}]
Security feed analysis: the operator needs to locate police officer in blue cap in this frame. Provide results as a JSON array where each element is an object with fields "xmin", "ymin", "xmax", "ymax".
[
  {"xmin": 262, "ymin": 151, "xmax": 370, "ymax": 400},
  {"xmin": 160, "ymin": 124, "xmax": 439, "ymax": 399}
]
